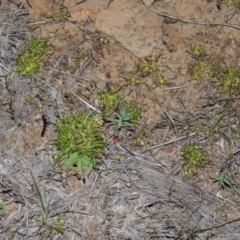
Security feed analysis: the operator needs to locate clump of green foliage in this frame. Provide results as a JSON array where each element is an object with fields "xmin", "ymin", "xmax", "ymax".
[
  {"xmin": 180, "ymin": 143, "xmax": 206, "ymax": 168},
  {"xmin": 217, "ymin": 67, "xmax": 240, "ymax": 95},
  {"xmin": 98, "ymin": 90, "xmax": 120, "ymax": 111},
  {"xmin": 75, "ymin": 52, "xmax": 85, "ymax": 63},
  {"xmin": 155, "ymin": 75, "xmax": 166, "ymax": 86},
  {"xmin": 50, "ymin": 10, "xmax": 70, "ymax": 22},
  {"xmin": 52, "ymin": 112, "xmax": 105, "ymax": 171},
  {"xmin": 98, "ymin": 35, "xmax": 108, "ymax": 44},
  {"xmin": 227, "ymin": 0, "xmax": 240, "ymax": 7},
  {"xmin": 16, "ymin": 36, "xmax": 48, "ymax": 76},
  {"xmin": 139, "ymin": 56, "xmax": 158, "ymax": 74},
  {"xmin": 191, "ymin": 45, "xmax": 204, "ymax": 56},
  {"xmin": 126, "ymin": 75, "xmax": 140, "ymax": 85},
  {"xmin": 191, "ymin": 60, "xmax": 216, "ymax": 80}
]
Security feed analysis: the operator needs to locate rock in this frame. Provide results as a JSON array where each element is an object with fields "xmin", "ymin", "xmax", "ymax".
[
  {"xmin": 142, "ymin": 0, "xmax": 156, "ymax": 7},
  {"xmin": 95, "ymin": 1, "xmax": 163, "ymax": 58}
]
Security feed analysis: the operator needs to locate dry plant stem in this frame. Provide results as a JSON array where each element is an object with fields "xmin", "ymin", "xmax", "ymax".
[
  {"xmin": 45, "ymin": 67, "xmax": 92, "ymax": 82},
  {"xmin": 150, "ymin": 8, "xmax": 240, "ymax": 31},
  {"xmin": 70, "ymin": 91, "xmax": 101, "ymax": 113},
  {"xmin": 163, "ymin": 81, "xmax": 197, "ymax": 91},
  {"xmin": 29, "ymin": 167, "xmax": 48, "ymax": 220},
  {"xmin": 140, "ymin": 133, "xmax": 196, "ymax": 154}
]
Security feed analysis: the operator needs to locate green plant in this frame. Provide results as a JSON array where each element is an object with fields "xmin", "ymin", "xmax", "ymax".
[
  {"xmin": 155, "ymin": 75, "xmax": 166, "ymax": 85},
  {"xmin": 180, "ymin": 143, "xmax": 206, "ymax": 168},
  {"xmin": 191, "ymin": 60, "xmax": 216, "ymax": 80},
  {"xmin": 120, "ymin": 103, "xmax": 141, "ymax": 123},
  {"xmin": 50, "ymin": 10, "xmax": 70, "ymax": 22},
  {"xmin": 52, "ymin": 111, "xmax": 105, "ymax": 170},
  {"xmin": 98, "ymin": 90, "xmax": 120, "ymax": 111},
  {"xmin": 139, "ymin": 56, "xmax": 158, "ymax": 73},
  {"xmin": 106, "ymin": 107, "xmax": 135, "ymax": 136},
  {"xmin": 191, "ymin": 45, "xmax": 204, "ymax": 56},
  {"xmin": 227, "ymin": 0, "xmax": 240, "ymax": 7},
  {"xmin": 125, "ymin": 182, "xmax": 132, "ymax": 188},
  {"xmin": 0, "ymin": 199, "xmax": 4, "ymax": 216},
  {"xmin": 75, "ymin": 52, "xmax": 85, "ymax": 62},
  {"xmin": 217, "ymin": 67, "xmax": 240, "ymax": 95},
  {"xmin": 16, "ymin": 36, "xmax": 48, "ymax": 76},
  {"xmin": 98, "ymin": 35, "xmax": 108, "ymax": 44},
  {"xmin": 126, "ymin": 75, "xmax": 140, "ymax": 85},
  {"xmin": 30, "ymin": 167, "xmax": 68, "ymax": 234},
  {"xmin": 211, "ymin": 174, "xmax": 232, "ymax": 189}
]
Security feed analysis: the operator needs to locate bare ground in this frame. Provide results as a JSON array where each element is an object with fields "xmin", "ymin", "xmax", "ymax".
[{"xmin": 1, "ymin": 0, "xmax": 240, "ymax": 239}]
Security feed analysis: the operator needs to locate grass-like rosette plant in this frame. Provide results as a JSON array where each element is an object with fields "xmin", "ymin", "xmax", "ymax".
[
  {"xmin": 217, "ymin": 67, "xmax": 240, "ymax": 95},
  {"xmin": 106, "ymin": 107, "xmax": 134, "ymax": 136},
  {"xmin": 211, "ymin": 174, "xmax": 232, "ymax": 189},
  {"xmin": 180, "ymin": 143, "xmax": 206, "ymax": 168},
  {"xmin": 16, "ymin": 36, "xmax": 48, "ymax": 76},
  {"xmin": 52, "ymin": 111, "xmax": 105, "ymax": 171},
  {"xmin": 106, "ymin": 104, "xmax": 140, "ymax": 136}
]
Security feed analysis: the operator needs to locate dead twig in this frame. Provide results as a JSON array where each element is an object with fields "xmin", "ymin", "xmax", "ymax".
[{"xmin": 150, "ymin": 7, "xmax": 240, "ymax": 31}]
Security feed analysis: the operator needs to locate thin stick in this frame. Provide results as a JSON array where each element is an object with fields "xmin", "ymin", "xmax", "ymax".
[
  {"xmin": 45, "ymin": 67, "xmax": 92, "ymax": 82},
  {"xmin": 140, "ymin": 133, "xmax": 196, "ymax": 154},
  {"xmin": 163, "ymin": 82, "xmax": 197, "ymax": 91},
  {"xmin": 70, "ymin": 92, "xmax": 101, "ymax": 113},
  {"xmin": 29, "ymin": 167, "xmax": 48, "ymax": 218},
  {"xmin": 150, "ymin": 8, "xmax": 240, "ymax": 31}
]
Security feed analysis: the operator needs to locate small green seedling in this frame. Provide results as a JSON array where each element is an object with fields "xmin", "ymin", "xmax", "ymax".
[
  {"xmin": 139, "ymin": 56, "xmax": 158, "ymax": 74},
  {"xmin": 52, "ymin": 112, "xmax": 105, "ymax": 171},
  {"xmin": 211, "ymin": 175, "xmax": 232, "ymax": 189},
  {"xmin": 126, "ymin": 75, "xmax": 140, "ymax": 85},
  {"xmin": 125, "ymin": 182, "xmax": 132, "ymax": 188},
  {"xmin": 180, "ymin": 143, "xmax": 206, "ymax": 168},
  {"xmin": 217, "ymin": 67, "xmax": 240, "ymax": 95},
  {"xmin": 191, "ymin": 60, "xmax": 216, "ymax": 80},
  {"xmin": 155, "ymin": 75, "xmax": 166, "ymax": 86},
  {"xmin": 106, "ymin": 107, "xmax": 135, "ymax": 136},
  {"xmin": 191, "ymin": 45, "xmax": 204, "ymax": 56},
  {"xmin": 98, "ymin": 35, "xmax": 108, "ymax": 44},
  {"xmin": 75, "ymin": 52, "xmax": 85, "ymax": 63},
  {"xmin": 16, "ymin": 36, "xmax": 48, "ymax": 76},
  {"xmin": 98, "ymin": 90, "xmax": 120, "ymax": 111},
  {"xmin": 50, "ymin": 10, "xmax": 70, "ymax": 22}
]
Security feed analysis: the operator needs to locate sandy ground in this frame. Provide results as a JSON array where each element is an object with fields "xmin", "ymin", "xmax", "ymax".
[{"xmin": 1, "ymin": 0, "xmax": 240, "ymax": 239}]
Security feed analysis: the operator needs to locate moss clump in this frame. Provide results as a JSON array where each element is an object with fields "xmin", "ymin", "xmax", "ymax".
[
  {"xmin": 180, "ymin": 143, "xmax": 206, "ymax": 168},
  {"xmin": 191, "ymin": 45, "xmax": 204, "ymax": 56},
  {"xmin": 139, "ymin": 56, "xmax": 158, "ymax": 74},
  {"xmin": 126, "ymin": 75, "xmax": 140, "ymax": 85},
  {"xmin": 98, "ymin": 90, "xmax": 120, "ymax": 111},
  {"xmin": 16, "ymin": 36, "xmax": 48, "ymax": 76},
  {"xmin": 217, "ymin": 67, "xmax": 240, "ymax": 95},
  {"xmin": 227, "ymin": 0, "xmax": 240, "ymax": 7},
  {"xmin": 52, "ymin": 112, "xmax": 105, "ymax": 171},
  {"xmin": 191, "ymin": 60, "xmax": 216, "ymax": 80}
]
